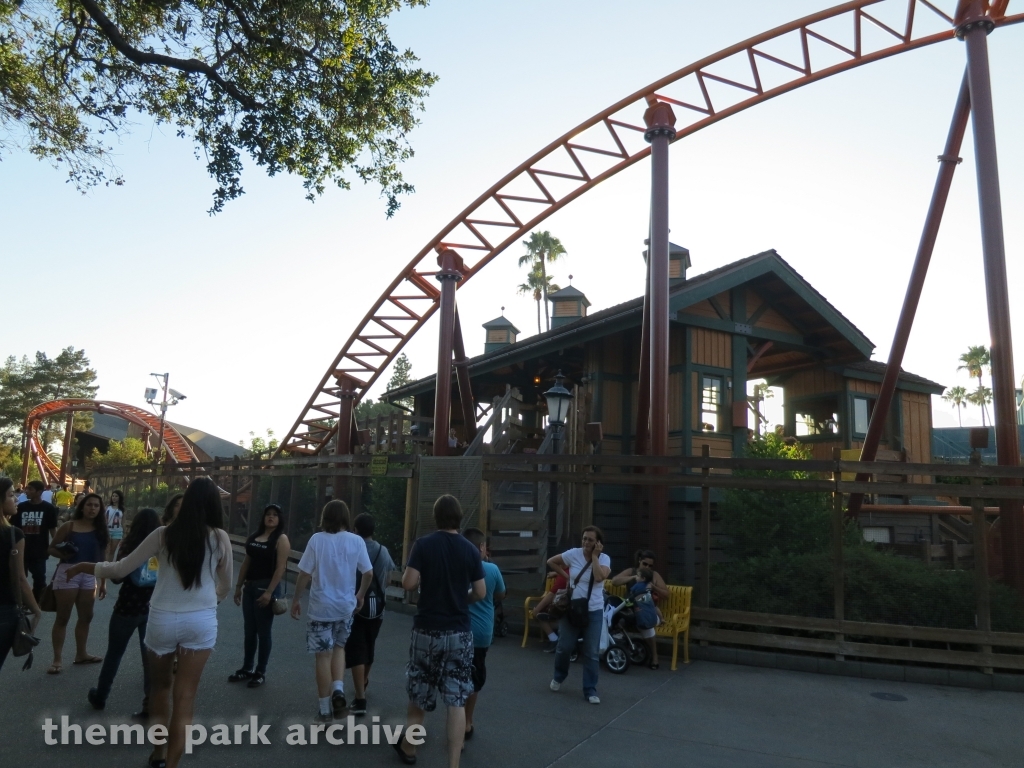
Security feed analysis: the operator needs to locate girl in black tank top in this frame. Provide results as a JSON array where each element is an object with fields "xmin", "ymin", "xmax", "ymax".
[{"xmin": 229, "ymin": 505, "xmax": 290, "ymax": 687}]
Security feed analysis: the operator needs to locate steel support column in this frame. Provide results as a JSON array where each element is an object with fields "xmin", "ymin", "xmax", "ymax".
[
  {"xmin": 334, "ymin": 374, "xmax": 356, "ymax": 503},
  {"xmin": 453, "ymin": 309, "xmax": 478, "ymax": 443},
  {"xmin": 635, "ymin": 249, "xmax": 652, "ymax": 458},
  {"xmin": 59, "ymin": 414, "xmax": 74, "ymax": 488},
  {"xmin": 644, "ymin": 101, "xmax": 676, "ymax": 572},
  {"xmin": 433, "ymin": 248, "xmax": 463, "ymax": 456},
  {"xmin": 848, "ymin": 73, "xmax": 971, "ymax": 515},
  {"xmin": 959, "ymin": 1, "xmax": 1024, "ymax": 592}
]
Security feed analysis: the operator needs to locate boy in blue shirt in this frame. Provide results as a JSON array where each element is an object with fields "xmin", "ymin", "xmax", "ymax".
[{"xmin": 462, "ymin": 528, "xmax": 505, "ymax": 742}]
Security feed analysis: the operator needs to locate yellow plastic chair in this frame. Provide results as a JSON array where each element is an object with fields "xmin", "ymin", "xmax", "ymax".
[
  {"xmin": 521, "ymin": 575, "xmax": 555, "ymax": 648},
  {"xmin": 604, "ymin": 580, "xmax": 692, "ymax": 670}
]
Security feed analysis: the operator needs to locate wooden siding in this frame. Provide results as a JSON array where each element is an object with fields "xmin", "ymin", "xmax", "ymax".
[
  {"xmin": 687, "ymin": 291, "xmax": 732, "ymax": 320},
  {"xmin": 752, "ymin": 305, "xmax": 799, "ymax": 335},
  {"xmin": 691, "ymin": 328, "xmax": 731, "ymax": 368},
  {"xmin": 785, "ymin": 369, "xmax": 845, "ymax": 398},
  {"xmin": 902, "ymin": 391, "xmax": 933, "ymax": 481},
  {"xmin": 847, "ymin": 378, "xmax": 881, "ymax": 395}
]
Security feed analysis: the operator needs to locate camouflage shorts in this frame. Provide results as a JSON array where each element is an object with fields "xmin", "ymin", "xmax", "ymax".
[
  {"xmin": 306, "ymin": 615, "xmax": 353, "ymax": 653},
  {"xmin": 405, "ymin": 628, "xmax": 474, "ymax": 711}
]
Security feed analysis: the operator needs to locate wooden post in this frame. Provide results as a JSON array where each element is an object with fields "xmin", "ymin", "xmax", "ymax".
[
  {"xmin": 269, "ymin": 476, "xmax": 280, "ymax": 506},
  {"xmin": 970, "ymin": 448, "xmax": 993, "ymax": 673},
  {"xmin": 480, "ymin": 480, "xmax": 490, "ymax": 542},
  {"xmin": 229, "ymin": 458, "xmax": 240, "ymax": 534},
  {"xmin": 832, "ymin": 447, "xmax": 845, "ymax": 661},
  {"xmin": 249, "ymin": 466, "xmax": 260, "ymax": 535},
  {"xmin": 402, "ymin": 456, "xmax": 419, "ymax": 569},
  {"xmin": 700, "ymin": 444, "xmax": 711, "ymax": 610},
  {"xmin": 287, "ymin": 474, "xmax": 300, "ymax": 541}
]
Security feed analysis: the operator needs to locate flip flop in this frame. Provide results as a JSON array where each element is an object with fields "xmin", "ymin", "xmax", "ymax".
[
  {"xmin": 73, "ymin": 656, "xmax": 103, "ymax": 665},
  {"xmin": 47, "ymin": 664, "xmax": 62, "ymax": 675}
]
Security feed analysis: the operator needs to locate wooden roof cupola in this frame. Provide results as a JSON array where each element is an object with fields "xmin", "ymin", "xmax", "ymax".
[
  {"xmin": 482, "ymin": 309, "xmax": 520, "ymax": 353},
  {"xmin": 644, "ymin": 241, "xmax": 691, "ymax": 286},
  {"xmin": 547, "ymin": 279, "xmax": 591, "ymax": 328}
]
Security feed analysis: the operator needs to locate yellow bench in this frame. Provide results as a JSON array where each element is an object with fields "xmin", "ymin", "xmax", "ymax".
[
  {"xmin": 522, "ymin": 576, "xmax": 692, "ymax": 671},
  {"xmin": 603, "ymin": 581, "xmax": 692, "ymax": 670}
]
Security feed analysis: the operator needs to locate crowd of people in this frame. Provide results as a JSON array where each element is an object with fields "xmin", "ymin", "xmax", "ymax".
[{"xmin": 0, "ymin": 473, "xmax": 665, "ymax": 768}]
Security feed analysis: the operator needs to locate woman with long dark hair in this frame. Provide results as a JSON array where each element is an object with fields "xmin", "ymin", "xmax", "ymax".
[
  {"xmin": 0, "ymin": 477, "xmax": 42, "ymax": 672},
  {"xmin": 105, "ymin": 489, "xmax": 126, "ymax": 560},
  {"xmin": 47, "ymin": 492, "xmax": 109, "ymax": 674},
  {"xmin": 162, "ymin": 494, "xmax": 183, "ymax": 525},
  {"xmin": 610, "ymin": 549, "xmax": 670, "ymax": 669},
  {"xmin": 229, "ymin": 504, "xmax": 290, "ymax": 687},
  {"xmin": 88, "ymin": 507, "xmax": 162, "ymax": 714},
  {"xmin": 68, "ymin": 477, "xmax": 232, "ymax": 768}
]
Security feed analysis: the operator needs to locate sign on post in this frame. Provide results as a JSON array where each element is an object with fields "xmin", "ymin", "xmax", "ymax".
[{"xmin": 370, "ymin": 455, "xmax": 389, "ymax": 476}]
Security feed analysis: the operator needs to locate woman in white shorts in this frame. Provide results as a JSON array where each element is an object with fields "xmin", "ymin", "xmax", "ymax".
[
  {"xmin": 105, "ymin": 489, "xmax": 126, "ymax": 560},
  {"xmin": 69, "ymin": 477, "xmax": 232, "ymax": 768}
]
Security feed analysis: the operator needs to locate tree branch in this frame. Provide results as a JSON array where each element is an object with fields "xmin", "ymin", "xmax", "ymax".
[{"xmin": 73, "ymin": 0, "xmax": 263, "ymax": 111}]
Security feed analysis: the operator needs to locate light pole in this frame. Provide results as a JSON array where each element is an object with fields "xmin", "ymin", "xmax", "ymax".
[
  {"xmin": 543, "ymin": 371, "xmax": 574, "ymax": 548},
  {"xmin": 145, "ymin": 373, "xmax": 186, "ymax": 467}
]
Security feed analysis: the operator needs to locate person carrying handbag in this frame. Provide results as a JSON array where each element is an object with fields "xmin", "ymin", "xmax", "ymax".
[
  {"xmin": 1, "ymin": 477, "xmax": 42, "ymax": 672},
  {"xmin": 546, "ymin": 526, "xmax": 611, "ymax": 705}
]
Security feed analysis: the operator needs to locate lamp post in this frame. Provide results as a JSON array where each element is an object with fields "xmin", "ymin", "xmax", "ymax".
[
  {"xmin": 543, "ymin": 371, "xmax": 574, "ymax": 548},
  {"xmin": 146, "ymin": 373, "xmax": 186, "ymax": 471}
]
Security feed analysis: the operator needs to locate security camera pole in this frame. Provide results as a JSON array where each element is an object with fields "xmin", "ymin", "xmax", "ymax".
[{"xmin": 150, "ymin": 373, "xmax": 171, "ymax": 467}]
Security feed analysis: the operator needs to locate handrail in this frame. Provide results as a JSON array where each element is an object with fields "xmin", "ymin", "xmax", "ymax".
[{"xmin": 464, "ymin": 387, "xmax": 515, "ymax": 456}]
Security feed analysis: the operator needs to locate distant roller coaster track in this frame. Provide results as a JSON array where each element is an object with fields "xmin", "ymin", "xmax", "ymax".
[
  {"xmin": 283, "ymin": 2, "xmax": 1023, "ymax": 455},
  {"xmin": 22, "ymin": 399, "xmax": 198, "ymax": 485}
]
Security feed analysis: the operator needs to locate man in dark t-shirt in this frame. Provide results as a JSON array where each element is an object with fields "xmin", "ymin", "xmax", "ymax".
[
  {"xmin": 13, "ymin": 479, "xmax": 58, "ymax": 600},
  {"xmin": 395, "ymin": 494, "xmax": 485, "ymax": 768}
]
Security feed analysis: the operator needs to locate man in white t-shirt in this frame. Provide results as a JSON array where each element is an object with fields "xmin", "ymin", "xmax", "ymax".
[
  {"xmin": 545, "ymin": 526, "xmax": 611, "ymax": 705},
  {"xmin": 292, "ymin": 500, "xmax": 373, "ymax": 723}
]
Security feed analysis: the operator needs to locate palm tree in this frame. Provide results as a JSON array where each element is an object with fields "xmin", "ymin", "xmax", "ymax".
[
  {"xmin": 967, "ymin": 385, "xmax": 993, "ymax": 423},
  {"xmin": 519, "ymin": 231, "xmax": 567, "ymax": 331},
  {"xmin": 517, "ymin": 265, "xmax": 559, "ymax": 334},
  {"xmin": 958, "ymin": 345, "xmax": 991, "ymax": 425},
  {"xmin": 942, "ymin": 385, "xmax": 968, "ymax": 427}
]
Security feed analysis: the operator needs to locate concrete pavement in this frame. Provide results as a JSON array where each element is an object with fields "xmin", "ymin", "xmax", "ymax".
[{"xmin": 2, "ymin": 590, "xmax": 1022, "ymax": 768}]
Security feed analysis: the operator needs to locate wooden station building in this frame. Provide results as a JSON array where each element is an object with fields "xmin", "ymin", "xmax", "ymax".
[{"xmin": 386, "ymin": 248, "xmax": 945, "ymax": 582}]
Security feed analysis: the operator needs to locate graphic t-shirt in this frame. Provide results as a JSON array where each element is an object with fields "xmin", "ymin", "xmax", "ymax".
[
  {"xmin": 106, "ymin": 507, "xmax": 124, "ymax": 539},
  {"xmin": 468, "ymin": 560, "xmax": 506, "ymax": 648},
  {"xmin": 408, "ymin": 531, "xmax": 485, "ymax": 633},
  {"xmin": 297, "ymin": 531, "xmax": 373, "ymax": 621},
  {"xmin": 12, "ymin": 501, "xmax": 58, "ymax": 563}
]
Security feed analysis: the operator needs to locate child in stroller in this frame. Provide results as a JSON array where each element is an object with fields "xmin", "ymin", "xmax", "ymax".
[{"xmin": 629, "ymin": 568, "xmax": 663, "ymax": 669}]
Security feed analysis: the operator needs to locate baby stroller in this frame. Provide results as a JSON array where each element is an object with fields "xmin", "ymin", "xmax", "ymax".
[{"xmin": 602, "ymin": 594, "xmax": 650, "ymax": 672}]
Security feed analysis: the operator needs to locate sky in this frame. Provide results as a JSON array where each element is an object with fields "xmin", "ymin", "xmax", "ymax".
[{"xmin": 3, "ymin": 0, "xmax": 1024, "ymax": 446}]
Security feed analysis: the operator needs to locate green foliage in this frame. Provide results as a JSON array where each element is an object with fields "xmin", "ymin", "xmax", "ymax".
[
  {"xmin": 88, "ymin": 437, "xmax": 150, "ymax": 469},
  {"xmin": 240, "ymin": 429, "xmax": 279, "ymax": 457},
  {"xmin": 364, "ymin": 474, "xmax": 406, "ymax": 562},
  {"xmin": 0, "ymin": 347, "xmax": 98, "ymax": 448},
  {"xmin": 358, "ymin": 353, "xmax": 413, "ymax": 422},
  {"xmin": 1, "ymin": 0, "xmax": 436, "ymax": 214},
  {"xmin": 719, "ymin": 433, "xmax": 832, "ymax": 559}
]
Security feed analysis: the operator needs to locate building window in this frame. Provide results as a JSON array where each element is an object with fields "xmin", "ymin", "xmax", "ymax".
[
  {"xmin": 701, "ymin": 376, "xmax": 722, "ymax": 432},
  {"xmin": 853, "ymin": 397, "xmax": 870, "ymax": 435},
  {"xmin": 862, "ymin": 526, "xmax": 892, "ymax": 544},
  {"xmin": 794, "ymin": 397, "xmax": 839, "ymax": 437}
]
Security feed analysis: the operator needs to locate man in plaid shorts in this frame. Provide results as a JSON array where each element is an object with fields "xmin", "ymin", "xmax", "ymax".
[{"xmin": 395, "ymin": 495, "xmax": 485, "ymax": 767}]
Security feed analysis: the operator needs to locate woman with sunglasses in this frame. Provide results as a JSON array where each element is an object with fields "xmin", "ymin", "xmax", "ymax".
[
  {"xmin": 228, "ymin": 504, "xmax": 290, "ymax": 688},
  {"xmin": 610, "ymin": 549, "xmax": 670, "ymax": 669}
]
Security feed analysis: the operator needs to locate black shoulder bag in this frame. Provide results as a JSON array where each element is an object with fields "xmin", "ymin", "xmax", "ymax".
[
  {"xmin": 567, "ymin": 561, "xmax": 595, "ymax": 629},
  {"xmin": 7, "ymin": 528, "xmax": 40, "ymax": 670}
]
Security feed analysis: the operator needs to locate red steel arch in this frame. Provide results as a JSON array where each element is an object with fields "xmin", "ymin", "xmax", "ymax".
[
  {"xmin": 281, "ymin": 0, "xmax": 1023, "ymax": 455},
  {"xmin": 22, "ymin": 399, "xmax": 199, "ymax": 485}
]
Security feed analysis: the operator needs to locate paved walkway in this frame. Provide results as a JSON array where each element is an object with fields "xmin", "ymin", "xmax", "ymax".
[{"xmin": 3, "ymin": 592, "xmax": 1022, "ymax": 767}]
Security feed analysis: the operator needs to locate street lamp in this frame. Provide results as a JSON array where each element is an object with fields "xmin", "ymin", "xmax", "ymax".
[
  {"xmin": 543, "ymin": 371, "xmax": 574, "ymax": 549},
  {"xmin": 146, "ymin": 373, "xmax": 186, "ymax": 465}
]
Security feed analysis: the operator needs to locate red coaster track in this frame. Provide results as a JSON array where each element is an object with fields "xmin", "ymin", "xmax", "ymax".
[
  {"xmin": 23, "ymin": 399, "xmax": 198, "ymax": 484},
  {"xmin": 278, "ymin": 0, "xmax": 1021, "ymax": 456}
]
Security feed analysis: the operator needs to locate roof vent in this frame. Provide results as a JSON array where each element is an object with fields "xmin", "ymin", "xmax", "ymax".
[
  {"xmin": 483, "ymin": 309, "xmax": 520, "ymax": 352},
  {"xmin": 547, "ymin": 280, "xmax": 590, "ymax": 329}
]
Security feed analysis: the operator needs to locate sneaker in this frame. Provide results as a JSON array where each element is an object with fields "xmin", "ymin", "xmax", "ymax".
[
  {"xmin": 313, "ymin": 710, "xmax": 332, "ymax": 724},
  {"xmin": 331, "ymin": 690, "xmax": 348, "ymax": 719},
  {"xmin": 228, "ymin": 668, "xmax": 253, "ymax": 683},
  {"xmin": 247, "ymin": 673, "xmax": 265, "ymax": 688},
  {"xmin": 549, "ymin": 679, "xmax": 561, "ymax": 692},
  {"xmin": 588, "ymin": 695, "xmax": 601, "ymax": 705},
  {"xmin": 350, "ymin": 698, "xmax": 367, "ymax": 716},
  {"xmin": 87, "ymin": 688, "xmax": 105, "ymax": 711},
  {"xmin": 543, "ymin": 640, "xmax": 558, "ymax": 653}
]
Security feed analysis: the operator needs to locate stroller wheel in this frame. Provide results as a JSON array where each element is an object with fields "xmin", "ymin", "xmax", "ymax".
[
  {"xmin": 605, "ymin": 646, "xmax": 629, "ymax": 674},
  {"xmin": 627, "ymin": 640, "xmax": 650, "ymax": 666},
  {"xmin": 496, "ymin": 621, "xmax": 509, "ymax": 638}
]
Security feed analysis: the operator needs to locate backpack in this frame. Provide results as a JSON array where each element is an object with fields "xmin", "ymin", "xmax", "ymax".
[
  {"xmin": 356, "ymin": 543, "xmax": 385, "ymax": 620},
  {"xmin": 116, "ymin": 542, "xmax": 158, "ymax": 588}
]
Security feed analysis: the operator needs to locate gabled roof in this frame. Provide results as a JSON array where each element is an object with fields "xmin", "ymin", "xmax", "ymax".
[
  {"xmin": 547, "ymin": 285, "xmax": 591, "ymax": 307},
  {"xmin": 386, "ymin": 250, "xmax": 879, "ymax": 400},
  {"xmin": 482, "ymin": 314, "xmax": 520, "ymax": 333},
  {"xmin": 836, "ymin": 361, "xmax": 945, "ymax": 395}
]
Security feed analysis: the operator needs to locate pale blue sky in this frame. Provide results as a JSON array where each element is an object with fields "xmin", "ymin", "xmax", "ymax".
[{"xmin": 3, "ymin": 0, "xmax": 1023, "ymax": 444}]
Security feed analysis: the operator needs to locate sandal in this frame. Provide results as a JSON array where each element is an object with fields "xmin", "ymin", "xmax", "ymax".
[
  {"xmin": 47, "ymin": 663, "xmax": 62, "ymax": 675},
  {"xmin": 392, "ymin": 739, "xmax": 417, "ymax": 765},
  {"xmin": 464, "ymin": 725, "xmax": 474, "ymax": 740},
  {"xmin": 73, "ymin": 655, "xmax": 103, "ymax": 665}
]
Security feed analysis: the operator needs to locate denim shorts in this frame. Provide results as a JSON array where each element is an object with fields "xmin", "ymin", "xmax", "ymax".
[
  {"xmin": 144, "ymin": 607, "xmax": 218, "ymax": 656},
  {"xmin": 406, "ymin": 628, "xmax": 474, "ymax": 711}
]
